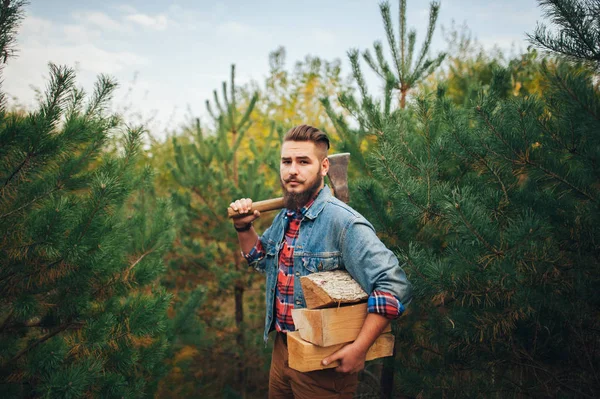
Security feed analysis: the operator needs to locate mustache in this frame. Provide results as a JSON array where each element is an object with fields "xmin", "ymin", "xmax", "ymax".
[{"xmin": 283, "ymin": 177, "xmax": 306, "ymax": 183}]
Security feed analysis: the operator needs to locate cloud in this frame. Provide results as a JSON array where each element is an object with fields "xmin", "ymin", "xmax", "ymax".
[
  {"xmin": 19, "ymin": 15, "xmax": 54, "ymax": 37},
  {"xmin": 72, "ymin": 11, "xmax": 127, "ymax": 32},
  {"xmin": 216, "ymin": 21, "xmax": 256, "ymax": 36},
  {"xmin": 125, "ymin": 13, "xmax": 169, "ymax": 31},
  {"xmin": 2, "ymin": 10, "xmax": 149, "ymax": 109},
  {"xmin": 113, "ymin": 4, "xmax": 138, "ymax": 15},
  {"xmin": 309, "ymin": 29, "xmax": 337, "ymax": 47},
  {"xmin": 63, "ymin": 24, "xmax": 102, "ymax": 43}
]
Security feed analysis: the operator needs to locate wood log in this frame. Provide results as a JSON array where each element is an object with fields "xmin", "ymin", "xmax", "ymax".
[
  {"xmin": 292, "ymin": 303, "xmax": 391, "ymax": 347},
  {"xmin": 300, "ymin": 270, "xmax": 368, "ymax": 309},
  {"xmin": 287, "ymin": 331, "xmax": 394, "ymax": 372}
]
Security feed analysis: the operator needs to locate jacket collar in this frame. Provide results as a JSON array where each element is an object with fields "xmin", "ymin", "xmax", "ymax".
[{"xmin": 304, "ymin": 185, "xmax": 332, "ymax": 220}]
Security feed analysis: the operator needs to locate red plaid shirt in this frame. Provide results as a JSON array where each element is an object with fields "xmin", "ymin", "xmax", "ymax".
[
  {"xmin": 244, "ymin": 195, "xmax": 403, "ymax": 333},
  {"xmin": 273, "ymin": 206, "xmax": 305, "ymax": 332}
]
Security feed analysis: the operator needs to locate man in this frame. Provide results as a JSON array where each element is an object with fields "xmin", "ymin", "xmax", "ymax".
[{"xmin": 230, "ymin": 125, "xmax": 412, "ymax": 398}]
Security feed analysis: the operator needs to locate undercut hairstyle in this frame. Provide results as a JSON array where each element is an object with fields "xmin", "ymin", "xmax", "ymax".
[{"xmin": 283, "ymin": 124, "xmax": 330, "ymax": 160}]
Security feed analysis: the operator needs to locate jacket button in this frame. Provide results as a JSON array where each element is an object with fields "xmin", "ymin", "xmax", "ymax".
[
  {"xmin": 295, "ymin": 300, "xmax": 301, "ymax": 305},
  {"xmin": 318, "ymin": 262, "xmax": 323, "ymax": 271},
  {"xmin": 295, "ymin": 271, "xmax": 300, "ymax": 277}
]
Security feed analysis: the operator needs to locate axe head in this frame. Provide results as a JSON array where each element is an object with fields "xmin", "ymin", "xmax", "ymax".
[{"xmin": 327, "ymin": 153, "xmax": 350, "ymax": 203}]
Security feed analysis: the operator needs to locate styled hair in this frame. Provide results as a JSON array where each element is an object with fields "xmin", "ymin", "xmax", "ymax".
[{"xmin": 283, "ymin": 125, "xmax": 330, "ymax": 158}]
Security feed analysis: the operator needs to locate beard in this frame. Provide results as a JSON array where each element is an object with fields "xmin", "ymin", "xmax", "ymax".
[{"xmin": 281, "ymin": 169, "xmax": 323, "ymax": 211}]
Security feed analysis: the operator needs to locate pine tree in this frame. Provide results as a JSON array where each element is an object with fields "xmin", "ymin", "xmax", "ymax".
[
  {"xmin": 0, "ymin": 2, "xmax": 176, "ymax": 397},
  {"xmin": 360, "ymin": 0, "xmax": 446, "ymax": 109},
  {"xmin": 168, "ymin": 65, "xmax": 278, "ymax": 397},
  {"xmin": 529, "ymin": 0, "xmax": 600, "ymax": 71},
  {"xmin": 328, "ymin": 0, "xmax": 600, "ymax": 397},
  {"xmin": 419, "ymin": 24, "xmax": 547, "ymax": 106}
]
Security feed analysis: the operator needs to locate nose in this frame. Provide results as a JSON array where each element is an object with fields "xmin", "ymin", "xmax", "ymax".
[{"xmin": 288, "ymin": 162, "xmax": 298, "ymax": 175}]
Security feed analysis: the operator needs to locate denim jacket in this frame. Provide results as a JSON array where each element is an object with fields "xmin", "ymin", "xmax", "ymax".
[{"xmin": 248, "ymin": 185, "xmax": 412, "ymax": 343}]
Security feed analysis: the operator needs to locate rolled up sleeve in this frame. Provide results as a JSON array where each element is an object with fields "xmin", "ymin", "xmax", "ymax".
[
  {"xmin": 243, "ymin": 239, "xmax": 265, "ymax": 267},
  {"xmin": 368, "ymin": 290, "xmax": 405, "ymax": 319}
]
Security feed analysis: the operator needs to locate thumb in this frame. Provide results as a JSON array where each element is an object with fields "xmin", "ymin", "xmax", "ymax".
[{"xmin": 322, "ymin": 348, "xmax": 343, "ymax": 367}]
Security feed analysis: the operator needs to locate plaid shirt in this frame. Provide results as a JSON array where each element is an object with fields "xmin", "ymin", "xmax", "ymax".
[{"xmin": 244, "ymin": 197, "xmax": 404, "ymax": 333}]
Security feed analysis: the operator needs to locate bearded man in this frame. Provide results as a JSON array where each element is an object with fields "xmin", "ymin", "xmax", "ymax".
[{"xmin": 230, "ymin": 124, "xmax": 412, "ymax": 399}]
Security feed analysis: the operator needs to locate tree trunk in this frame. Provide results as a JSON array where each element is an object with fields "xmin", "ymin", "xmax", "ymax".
[
  {"xmin": 380, "ymin": 345, "xmax": 396, "ymax": 399},
  {"xmin": 400, "ymin": 89, "xmax": 407, "ymax": 109},
  {"xmin": 234, "ymin": 254, "xmax": 246, "ymax": 397}
]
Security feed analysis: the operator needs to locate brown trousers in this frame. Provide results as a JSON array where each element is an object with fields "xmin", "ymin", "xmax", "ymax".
[{"xmin": 268, "ymin": 332, "xmax": 359, "ymax": 399}]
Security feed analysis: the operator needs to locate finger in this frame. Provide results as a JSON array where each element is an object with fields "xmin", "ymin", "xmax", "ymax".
[
  {"xmin": 239, "ymin": 199, "xmax": 249, "ymax": 213},
  {"xmin": 241, "ymin": 198, "xmax": 252, "ymax": 213},
  {"xmin": 322, "ymin": 351, "xmax": 341, "ymax": 367}
]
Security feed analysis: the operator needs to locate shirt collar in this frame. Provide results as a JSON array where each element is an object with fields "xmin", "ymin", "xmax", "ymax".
[{"xmin": 304, "ymin": 185, "xmax": 333, "ymax": 220}]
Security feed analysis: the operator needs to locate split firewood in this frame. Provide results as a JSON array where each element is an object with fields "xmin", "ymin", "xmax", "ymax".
[
  {"xmin": 287, "ymin": 331, "xmax": 394, "ymax": 372},
  {"xmin": 292, "ymin": 303, "xmax": 391, "ymax": 347},
  {"xmin": 300, "ymin": 270, "xmax": 368, "ymax": 309}
]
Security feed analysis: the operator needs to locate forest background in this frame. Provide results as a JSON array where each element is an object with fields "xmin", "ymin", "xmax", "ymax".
[{"xmin": 1, "ymin": 0, "xmax": 599, "ymax": 398}]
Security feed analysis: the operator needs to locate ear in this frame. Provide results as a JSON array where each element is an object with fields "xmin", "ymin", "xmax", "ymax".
[{"xmin": 321, "ymin": 157, "xmax": 329, "ymax": 176}]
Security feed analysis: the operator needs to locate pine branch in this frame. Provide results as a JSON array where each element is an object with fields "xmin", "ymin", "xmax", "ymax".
[
  {"xmin": 548, "ymin": 65, "xmax": 600, "ymax": 122},
  {"xmin": 0, "ymin": 0, "xmax": 27, "ymax": 65},
  {"xmin": 362, "ymin": 49, "xmax": 385, "ymax": 79},
  {"xmin": 453, "ymin": 202, "xmax": 503, "ymax": 257},
  {"xmin": 399, "ymin": 0, "xmax": 407, "ymax": 76},
  {"xmin": 406, "ymin": 30, "xmax": 416, "ymax": 71},
  {"xmin": 509, "ymin": 357, "xmax": 597, "ymax": 399},
  {"xmin": 2, "ymin": 151, "xmax": 32, "ymax": 190},
  {"xmin": 411, "ymin": 2, "xmax": 441, "ymax": 85},
  {"xmin": 122, "ymin": 249, "xmax": 154, "ymax": 281},
  {"xmin": 379, "ymin": 155, "xmax": 441, "ymax": 218},
  {"xmin": 530, "ymin": 0, "xmax": 600, "ymax": 67},
  {"xmin": 78, "ymin": 185, "xmax": 106, "ymax": 241},
  {"xmin": 476, "ymin": 106, "xmax": 595, "ymax": 200},
  {"xmin": 4, "ymin": 320, "xmax": 82, "ymax": 366},
  {"xmin": 527, "ymin": 157, "xmax": 595, "ymax": 201},
  {"xmin": 85, "ymin": 74, "xmax": 118, "ymax": 119},
  {"xmin": 191, "ymin": 186, "xmax": 221, "ymax": 220},
  {"xmin": 380, "ymin": 1, "xmax": 402, "ymax": 79},
  {"xmin": 0, "ymin": 186, "xmax": 59, "ymax": 220},
  {"xmin": 348, "ymin": 49, "xmax": 370, "ymax": 102},
  {"xmin": 212, "ymin": 89, "xmax": 225, "ymax": 117},
  {"xmin": 222, "ymin": 81, "xmax": 233, "ymax": 129},
  {"xmin": 448, "ymin": 125, "xmax": 510, "ymax": 205},
  {"xmin": 230, "ymin": 65, "xmax": 236, "ymax": 123},
  {"xmin": 0, "ymin": 309, "xmax": 14, "ymax": 332}
]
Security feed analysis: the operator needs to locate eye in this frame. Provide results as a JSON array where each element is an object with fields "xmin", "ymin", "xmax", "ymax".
[
  {"xmin": 281, "ymin": 160, "xmax": 291, "ymax": 165},
  {"xmin": 300, "ymin": 160, "xmax": 309, "ymax": 165}
]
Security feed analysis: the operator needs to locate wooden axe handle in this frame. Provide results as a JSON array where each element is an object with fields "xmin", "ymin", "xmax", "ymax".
[{"xmin": 227, "ymin": 197, "xmax": 284, "ymax": 218}]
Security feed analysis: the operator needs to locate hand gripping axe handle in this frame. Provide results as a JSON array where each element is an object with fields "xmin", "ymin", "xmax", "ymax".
[{"xmin": 227, "ymin": 152, "xmax": 350, "ymax": 218}]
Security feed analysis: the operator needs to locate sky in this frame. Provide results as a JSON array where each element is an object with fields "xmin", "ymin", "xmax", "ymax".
[{"xmin": 3, "ymin": 0, "xmax": 545, "ymax": 139}]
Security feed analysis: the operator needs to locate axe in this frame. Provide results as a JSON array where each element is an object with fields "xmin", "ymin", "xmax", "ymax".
[{"xmin": 227, "ymin": 152, "xmax": 350, "ymax": 218}]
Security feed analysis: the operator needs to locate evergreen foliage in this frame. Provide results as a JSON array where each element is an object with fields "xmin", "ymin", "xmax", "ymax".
[
  {"xmin": 168, "ymin": 65, "xmax": 276, "ymax": 397},
  {"xmin": 0, "ymin": 53, "xmax": 175, "ymax": 399},
  {"xmin": 360, "ymin": 0, "xmax": 446, "ymax": 109},
  {"xmin": 420, "ymin": 24, "xmax": 547, "ymax": 107},
  {"xmin": 328, "ymin": 1, "xmax": 600, "ymax": 397},
  {"xmin": 529, "ymin": 0, "xmax": 600, "ymax": 71},
  {"xmin": 0, "ymin": 3, "xmax": 178, "ymax": 397}
]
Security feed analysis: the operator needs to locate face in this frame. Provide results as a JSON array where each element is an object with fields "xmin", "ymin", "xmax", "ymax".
[{"xmin": 280, "ymin": 140, "xmax": 329, "ymax": 209}]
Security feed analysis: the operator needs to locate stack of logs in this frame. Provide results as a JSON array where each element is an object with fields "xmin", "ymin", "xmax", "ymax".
[{"xmin": 288, "ymin": 270, "xmax": 394, "ymax": 372}]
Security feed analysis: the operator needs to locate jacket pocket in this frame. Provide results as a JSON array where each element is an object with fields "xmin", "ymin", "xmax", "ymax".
[
  {"xmin": 301, "ymin": 253, "xmax": 341, "ymax": 273},
  {"xmin": 263, "ymin": 238, "xmax": 278, "ymax": 256}
]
